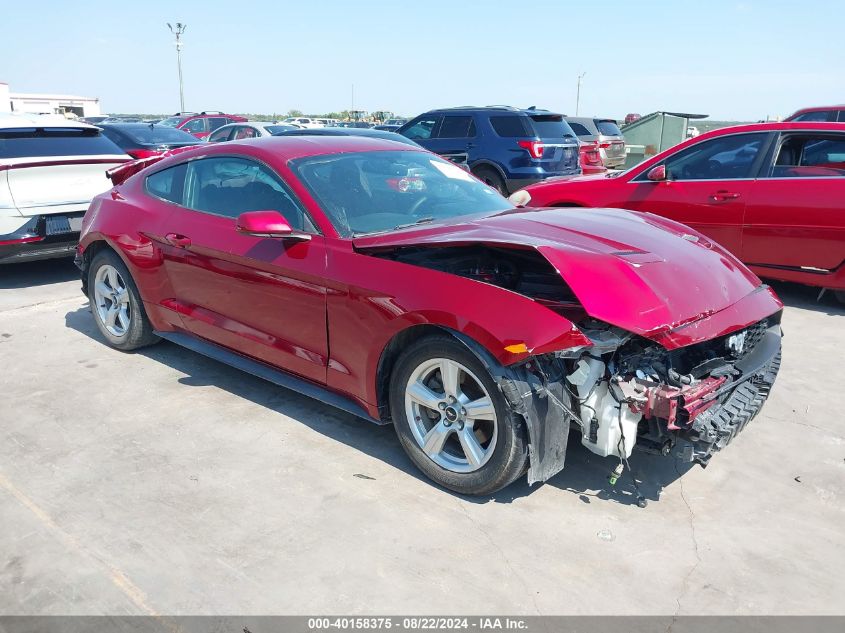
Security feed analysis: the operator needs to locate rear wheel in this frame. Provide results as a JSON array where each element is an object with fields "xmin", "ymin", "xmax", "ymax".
[
  {"xmin": 835, "ymin": 290, "xmax": 845, "ymax": 305},
  {"xmin": 472, "ymin": 166, "xmax": 507, "ymax": 196},
  {"xmin": 389, "ymin": 335, "xmax": 528, "ymax": 495},
  {"xmin": 88, "ymin": 249, "xmax": 159, "ymax": 351}
]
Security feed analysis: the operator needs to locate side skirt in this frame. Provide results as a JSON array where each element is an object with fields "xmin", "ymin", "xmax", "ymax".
[{"xmin": 154, "ymin": 330, "xmax": 386, "ymax": 425}]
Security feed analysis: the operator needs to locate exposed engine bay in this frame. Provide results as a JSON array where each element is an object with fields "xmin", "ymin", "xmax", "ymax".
[
  {"xmin": 552, "ymin": 317, "xmax": 779, "ymax": 458},
  {"xmin": 372, "ymin": 244, "xmax": 584, "ymax": 314}
]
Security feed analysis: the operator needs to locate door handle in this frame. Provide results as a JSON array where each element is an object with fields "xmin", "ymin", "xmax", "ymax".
[
  {"xmin": 165, "ymin": 233, "xmax": 192, "ymax": 248},
  {"xmin": 710, "ymin": 191, "xmax": 741, "ymax": 202}
]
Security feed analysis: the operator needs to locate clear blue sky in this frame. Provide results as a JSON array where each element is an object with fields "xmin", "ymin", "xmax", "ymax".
[{"xmin": 2, "ymin": 0, "xmax": 842, "ymax": 120}]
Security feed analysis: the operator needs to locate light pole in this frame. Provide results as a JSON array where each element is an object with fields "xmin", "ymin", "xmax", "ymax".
[
  {"xmin": 167, "ymin": 22, "xmax": 187, "ymax": 112},
  {"xmin": 575, "ymin": 71, "xmax": 586, "ymax": 116}
]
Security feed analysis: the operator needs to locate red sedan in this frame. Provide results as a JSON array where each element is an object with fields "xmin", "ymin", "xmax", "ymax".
[
  {"xmin": 76, "ymin": 136, "xmax": 783, "ymax": 497},
  {"xmin": 515, "ymin": 122, "xmax": 845, "ymax": 297}
]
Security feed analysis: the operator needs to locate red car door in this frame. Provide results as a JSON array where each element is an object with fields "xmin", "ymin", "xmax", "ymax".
[
  {"xmin": 157, "ymin": 156, "xmax": 329, "ymax": 384},
  {"xmin": 743, "ymin": 131, "xmax": 845, "ymax": 275},
  {"xmin": 621, "ymin": 132, "xmax": 771, "ymax": 255}
]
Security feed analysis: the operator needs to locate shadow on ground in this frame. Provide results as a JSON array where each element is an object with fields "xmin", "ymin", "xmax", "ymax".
[
  {"xmin": 769, "ymin": 280, "xmax": 844, "ymax": 316},
  {"xmin": 64, "ymin": 304, "xmax": 692, "ymax": 507},
  {"xmin": 0, "ymin": 257, "xmax": 78, "ymax": 289}
]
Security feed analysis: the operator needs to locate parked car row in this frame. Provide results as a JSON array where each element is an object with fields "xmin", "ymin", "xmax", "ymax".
[
  {"xmin": 8, "ymin": 101, "xmax": 841, "ymax": 495},
  {"xmin": 5, "ymin": 105, "xmax": 842, "ymax": 302}
]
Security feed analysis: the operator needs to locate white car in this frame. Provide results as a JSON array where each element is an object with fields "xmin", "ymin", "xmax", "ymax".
[
  {"xmin": 280, "ymin": 116, "xmax": 324, "ymax": 129},
  {"xmin": 206, "ymin": 121, "xmax": 302, "ymax": 142},
  {"xmin": 0, "ymin": 114, "xmax": 129, "ymax": 264}
]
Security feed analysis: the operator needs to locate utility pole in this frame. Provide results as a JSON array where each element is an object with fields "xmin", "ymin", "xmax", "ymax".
[
  {"xmin": 575, "ymin": 71, "xmax": 586, "ymax": 116},
  {"xmin": 167, "ymin": 23, "xmax": 187, "ymax": 112},
  {"xmin": 351, "ymin": 83, "xmax": 355, "ymax": 116}
]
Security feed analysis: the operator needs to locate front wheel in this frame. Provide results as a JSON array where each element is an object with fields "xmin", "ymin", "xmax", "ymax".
[
  {"xmin": 88, "ymin": 249, "xmax": 159, "ymax": 351},
  {"xmin": 389, "ymin": 335, "xmax": 528, "ymax": 495}
]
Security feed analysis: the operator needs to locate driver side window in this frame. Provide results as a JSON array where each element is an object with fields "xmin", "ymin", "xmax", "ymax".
[
  {"xmin": 402, "ymin": 116, "xmax": 442, "ymax": 140},
  {"xmin": 660, "ymin": 133, "xmax": 768, "ymax": 181},
  {"xmin": 181, "ymin": 157, "xmax": 314, "ymax": 231}
]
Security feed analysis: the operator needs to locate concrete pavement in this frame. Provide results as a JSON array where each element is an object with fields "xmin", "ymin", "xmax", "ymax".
[{"xmin": 0, "ymin": 259, "xmax": 843, "ymax": 615}]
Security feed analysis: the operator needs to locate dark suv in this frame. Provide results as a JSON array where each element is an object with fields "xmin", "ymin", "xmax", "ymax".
[{"xmin": 397, "ymin": 106, "xmax": 580, "ymax": 194}]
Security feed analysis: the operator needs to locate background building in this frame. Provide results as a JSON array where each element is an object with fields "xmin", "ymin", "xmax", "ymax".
[{"xmin": 0, "ymin": 81, "xmax": 101, "ymax": 118}]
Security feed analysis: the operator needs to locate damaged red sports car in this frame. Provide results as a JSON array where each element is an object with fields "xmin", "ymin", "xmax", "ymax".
[{"xmin": 76, "ymin": 136, "xmax": 783, "ymax": 496}]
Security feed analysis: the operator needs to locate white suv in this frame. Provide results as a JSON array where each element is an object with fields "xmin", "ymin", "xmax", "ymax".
[
  {"xmin": 0, "ymin": 114, "xmax": 128, "ymax": 264},
  {"xmin": 280, "ymin": 117, "xmax": 324, "ymax": 129}
]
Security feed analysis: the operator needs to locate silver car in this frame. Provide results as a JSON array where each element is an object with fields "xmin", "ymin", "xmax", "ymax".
[
  {"xmin": 564, "ymin": 117, "xmax": 626, "ymax": 169},
  {"xmin": 207, "ymin": 121, "xmax": 301, "ymax": 143}
]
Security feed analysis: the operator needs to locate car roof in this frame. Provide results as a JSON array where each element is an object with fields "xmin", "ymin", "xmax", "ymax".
[
  {"xmin": 789, "ymin": 105, "xmax": 845, "ymax": 114},
  {"xmin": 422, "ymin": 106, "xmax": 561, "ymax": 116},
  {"xmin": 0, "ymin": 113, "xmax": 98, "ymax": 130},
  {"xmin": 154, "ymin": 135, "xmax": 426, "ymax": 168},
  {"xmin": 273, "ymin": 127, "xmax": 422, "ymax": 147},
  {"xmin": 100, "ymin": 122, "xmax": 168, "ymax": 129},
  {"xmin": 218, "ymin": 121, "xmax": 276, "ymax": 128},
  {"xmin": 691, "ymin": 121, "xmax": 845, "ymax": 141}
]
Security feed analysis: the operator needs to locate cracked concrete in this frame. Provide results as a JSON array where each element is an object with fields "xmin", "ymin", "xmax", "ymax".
[
  {"xmin": 673, "ymin": 465, "xmax": 703, "ymax": 617},
  {"xmin": 1, "ymin": 259, "xmax": 844, "ymax": 615}
]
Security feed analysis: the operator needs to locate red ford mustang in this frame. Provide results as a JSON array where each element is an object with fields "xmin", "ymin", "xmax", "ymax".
[
  {"xmin": 76, "ymin": 136, "xmax": 783, "ymax": 497},
  {"xmin": 515, "ymin": 122, "xmax": 845, "ymax": 298}
]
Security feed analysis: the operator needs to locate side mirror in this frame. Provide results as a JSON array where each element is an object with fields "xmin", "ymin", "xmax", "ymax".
[
  {"xmin": 235, "ymin": 210, "xmax": 310, "ymax": 241},
  {"xmin": 647, "ymin": 164, "xmax": 667, "ymax": 182}
]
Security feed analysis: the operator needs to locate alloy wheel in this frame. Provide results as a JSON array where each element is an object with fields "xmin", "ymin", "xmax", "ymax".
[
  {"xmin": 93, "ymin": 264, "xmax": 132, "ymax": 337},
  {"xmin": 404, "ymin": 358, "xmax": 498, "ymax": 473}
]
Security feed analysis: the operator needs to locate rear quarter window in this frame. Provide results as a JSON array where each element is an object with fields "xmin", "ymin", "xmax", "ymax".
[
  {"xmin": 567, "ymin": 121, "xmax": 593, "ymax": 136},
  {"xmin": 145, "ymin": 164, "xmax": 186, "ymax": 204},
  {"xmin": 489, "ymin": 116, "xmax": 530, "ymax": 137},
  {"xmin": 0, "ymin": 128, "xmax": 125, "ymax": 158}
]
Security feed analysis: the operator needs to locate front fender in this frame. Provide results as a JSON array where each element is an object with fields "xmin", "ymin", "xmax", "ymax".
[{"xmin": 448, "ymin": 329, "xmax": 574, "ymax": 486}]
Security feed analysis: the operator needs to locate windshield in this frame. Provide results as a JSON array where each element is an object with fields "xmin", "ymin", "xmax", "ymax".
[
  {"xmin": 293, "ymin": 150, "xmax": 512, "ymax": 237},
  {"xmin": 158, "ymin": 117, "xmax": 184, "ymax": 128}
]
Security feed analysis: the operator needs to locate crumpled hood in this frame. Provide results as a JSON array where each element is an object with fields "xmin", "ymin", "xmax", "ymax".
[{"xmin": 353, "ymin": 207, "xmax": 774, "ymax": 339}]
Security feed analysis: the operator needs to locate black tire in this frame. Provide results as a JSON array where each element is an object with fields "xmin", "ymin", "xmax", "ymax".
[
  {"xmin": 87, "ymin": 249, "xmax": 159, "ymax": 351},
  {"xmin": 472, "ymin": 166, "xmax": 508, "ymax": 196},
  {"xmin": 835, "ymin": 290, "xmax": 845, "ymax": 305},
  {"xmin": 389, "ymin": 335, "xmax": 528, "ymax": 495}
]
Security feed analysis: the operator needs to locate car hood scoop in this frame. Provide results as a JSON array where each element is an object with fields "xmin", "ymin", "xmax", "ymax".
[{"xmin": 353, "ymin": 207, "xmax": 767, "ymax": 339}]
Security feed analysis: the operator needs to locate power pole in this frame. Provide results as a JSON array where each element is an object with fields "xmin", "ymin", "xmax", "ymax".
[
  {"xmin": 351, "ymin": 83, "xmax": 355, "ymax": 116},
  {"xmin": 575, "ymin": 71, "xmax": 586, "ymax": 116},
  {"xmin": 167, "ymin": 23, "xmax": 187, "ymax": 112}
]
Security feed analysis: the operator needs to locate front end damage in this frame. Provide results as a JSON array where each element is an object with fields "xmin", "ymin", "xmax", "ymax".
[
  {"xmin": 354, "ymin": 208, "xmax": 785, "ymax": 495},
  {"xmin": 496, "ymin": 314, "xmax": 782, "ymax": 490}
]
